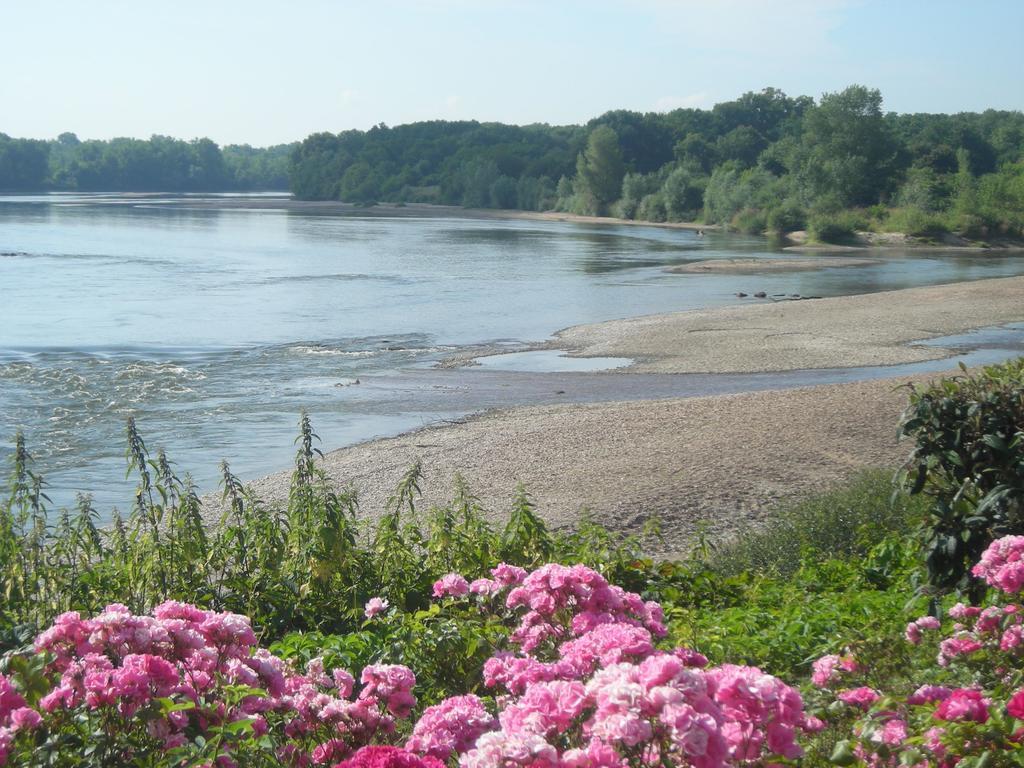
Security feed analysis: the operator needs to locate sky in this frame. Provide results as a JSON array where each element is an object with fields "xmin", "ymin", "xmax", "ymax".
[{"xmin": 2, "ymin": 0, "xmax": 1022, "ymax": 146}]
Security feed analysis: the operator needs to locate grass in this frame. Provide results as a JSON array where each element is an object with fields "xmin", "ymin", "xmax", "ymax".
[{"xmin": 706, "ymin": 469, "xmax": 931, "ymax": 578}]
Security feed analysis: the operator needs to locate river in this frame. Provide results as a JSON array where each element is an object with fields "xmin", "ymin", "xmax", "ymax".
[{"xmin": 3, "ymin": 193, "xmax": 1023, "ymax": 512}]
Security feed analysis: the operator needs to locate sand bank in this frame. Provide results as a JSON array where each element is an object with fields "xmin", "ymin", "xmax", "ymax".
[
  {"xmin": 233, "ymin": 277, "xmax": 1024, "ymax": 555},
  {"xmin": 241, "ymin": 376, "xmax": 925, "ymax": 557},
  {"xmin": 665, "ymin": 257, "xmax": 879, "ymax": 273},
  {"xmin": 553, "ymin": 276, "xmax": 1024, "ymax": 373}
]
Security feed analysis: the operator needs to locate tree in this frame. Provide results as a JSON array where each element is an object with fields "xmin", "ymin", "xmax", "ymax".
[
  {"xmin": 791, "ymin": 85, "xmax": 899, "ymax": 207},
  {"xmin": 573, "ymin": 126, "xmax": 625, "ymax": 215}
]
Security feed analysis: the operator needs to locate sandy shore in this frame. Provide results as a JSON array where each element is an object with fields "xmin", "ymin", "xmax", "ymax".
[
  {"xmin": 241, "ymin": 376, "xmax": 923, "ymax": 558},
  {"xmin": 229, "ymin": 276, "xmax": 1023, "ymax": 555},
  {"xmin": 553, "ymin": 276, "xmax": 1024, "ymax": 373}
]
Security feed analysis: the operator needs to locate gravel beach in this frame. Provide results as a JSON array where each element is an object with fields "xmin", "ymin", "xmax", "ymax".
[
  {"xmin": 232, "ymin": 276, "xmax": 1024, "ymax": 555},
  {"xmin": 554, "ymin": 275, "xmax": 1024, "ymax": 373},
  {"xmin": 242, "ymin": 376, "xmax": 918, "ymax": 558}
]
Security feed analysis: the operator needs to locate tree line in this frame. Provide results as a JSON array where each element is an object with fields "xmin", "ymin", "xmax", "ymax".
[
  {"xmin": 0, "ymin": 132, "xmax": 293, "ymax": 192},
  {"xmin": 4, "ymin": 86, "xmax": 1022, "ymax": 239},
  {"xmin": 290, "ymin": 85, "xmax": 1024, "ymax": 239}
]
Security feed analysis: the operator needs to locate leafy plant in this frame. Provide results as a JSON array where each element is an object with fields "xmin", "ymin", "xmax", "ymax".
[{"xmin": 899, "ymin": 359, "xmax": 1024, "ymax": 597}]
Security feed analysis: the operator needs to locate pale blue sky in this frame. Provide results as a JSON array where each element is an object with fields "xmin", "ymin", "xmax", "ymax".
[{"xmin": 2, "ymin": 0, "xmax": 1022, "ymax": 146}]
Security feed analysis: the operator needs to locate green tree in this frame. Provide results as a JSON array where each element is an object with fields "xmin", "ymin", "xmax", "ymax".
[
  {"xmin": 574, "ymin": 126, "xmax": 625, "ymax": 215},
  {"xmin": 791, "ymin": 85, "xmax": 899, "ymax": 207}
]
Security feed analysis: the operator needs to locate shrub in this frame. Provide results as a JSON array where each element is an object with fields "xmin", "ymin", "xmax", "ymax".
[
  {"xmin": 807, "ymin": 210, "xmax": 868, "ymax": 243},
  {"xmin": 765, "ymin": 202, "xmax": 806, "ymax": 233},
  {"xmin": 882, "ymin": 206, "xmax": 950, "ymax": 237},
  {"xmin": 814, "ymin": 535, "xmax": 1024, "ymax": 767},
  {"xmin": 0, "ymin": 562, "xmax": 820, "ymax": 767},
  {"xmin": 729, "ymin": 206, "xmax": 767, "ymax": 234},
  {"xmin": 899, "ymin": 358, "xmax": 1024, "ymax": 595},
  {"xmin": 709, "ymin": 470, "xmax": 930, "ymax": 578}
]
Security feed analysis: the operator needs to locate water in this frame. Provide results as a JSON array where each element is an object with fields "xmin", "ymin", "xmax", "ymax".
[{"xmin": 3, "ymin": 193, "xmax": 1024, "ymax": 512}]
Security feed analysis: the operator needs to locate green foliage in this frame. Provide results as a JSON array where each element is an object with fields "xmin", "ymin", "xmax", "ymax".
[
  {"xmin": 765, "ymin": 201, "xmax": 807, "ymax": 233},
  {"xmin": 702, "ymin": 165, "xmax": 781, "ymax": 226},
  {"xmin": 573, "ymin": 125, "xmax": 626, "ymax": 215},
  {"xmin": 898, "ymin": 359, "xmax": 1024, "ymax": 596},
  {"xmin": 880, "ymin": 206, "xmax": 950, "ymax": 237},
  {"xmin": 0, "ymin": 133, "xmax": 49, "ymax": 190},
  {"xmin": 0, "ymin": 416, "xmax": 656, "ymax": 648},
  {"xmin": 708, "ymin": 469, "xmax": 932, "ymax": 579},
  {"xmin": 730, "ymin": 207, "xmax": 767, "ymax": 235},
  {"xmin": 807, "ymin": 210, "xmax": 869, "ymax": 243},
  {"xmin": 669, "ymin": 549, "xmax": 922, "ymax": 679},
  {"xmin": 42, "ymin": 134, "xmax": 293, "ymax": 192},
  {"xmin": 789, "ymin": 85, "xmax": 900, "ymax": 207}
]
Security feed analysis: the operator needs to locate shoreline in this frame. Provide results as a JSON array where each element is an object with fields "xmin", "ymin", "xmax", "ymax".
[
  {"xmin": 24, "ymin": 193, "xmax": 1022, "ymax": 250},
  {"xmin": 238, "ymin": 375, "xmax": 930, "ymax": 558},
  {"xmin": 548, "ymin": 275, "xmax": 1024, "ymax": 374},
  {"xmin": 232, "ymin": 276, "xmax": 1024, "ymax": 554}
]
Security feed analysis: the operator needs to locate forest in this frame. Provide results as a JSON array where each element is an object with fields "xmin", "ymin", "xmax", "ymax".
[
  {"xmin": 3, "ymin": 85, "xmax": 1023, "ymax": 239},
  {"xmin": 0, "ymin": 132, "xmax": 293, "ymax": 192},
  {"xmin": 290, "ymin": 85, "xmax": 1024, "ymax": 240}
]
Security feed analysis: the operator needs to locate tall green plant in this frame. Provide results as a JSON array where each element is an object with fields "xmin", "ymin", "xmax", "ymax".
[{"xmin": 899, "ymin": 359, "xmax": 1024, "ymax": 597}]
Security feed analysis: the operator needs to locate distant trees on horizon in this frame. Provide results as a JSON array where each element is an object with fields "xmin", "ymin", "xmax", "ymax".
[
  {"xmin": 0, "ymin": 132, "xmax": 293, "ymax": 192},
  {"xmin": 288, "ymin": 84, "xmax": 1024, "ymax": 237},
  {"xmin": 3, "ymin": 85, "xmax": 1022, "ymax": 238}
]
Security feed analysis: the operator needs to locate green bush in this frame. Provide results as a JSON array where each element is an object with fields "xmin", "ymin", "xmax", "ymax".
[
  {"xmin": 729, "ymin": 206, "xmax": 767, "ymax": 234},
  {"xmin": 0, "ymin": 416, "xmax": 662, "ymax": 647},
  {"xmin": 807, "ymin": 210, "xmax": 868, "ymax": 243},
  {"xmin": 881, "ymin": 206, "xmax": 950, "ymax": 237},
  {"xmin": 899, "ymin": 358, "xmax": 1024, "ymax": 595},
  {"xmin": 765, "ymin": 202, "xmax": 807, "ymax": 233}
]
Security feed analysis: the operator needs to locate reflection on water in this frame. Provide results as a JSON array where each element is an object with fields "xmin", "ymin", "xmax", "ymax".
[{"xmin": 3, "ymin": 193, "xmax": 1024, "ymax": 512}]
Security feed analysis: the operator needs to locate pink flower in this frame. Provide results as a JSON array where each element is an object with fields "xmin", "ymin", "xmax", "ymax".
[
  {"xmin": 364, "ymin": 597, "xmax": 390, "ymax": 619},
  {"xmin": 934, "ymin": 688, "xmax": 990, "ymax": 723},
  {"xmin": 406, "ymin": 695, "xmax": 496, "ymax": 760},
  {"xmin": 837, "ymin": 687, "xmax": 880, "ymax": 710},
  {"xmin": 973, "ymin": 536, "xmax": 1024, "ymax": 593},
  {"xmin": 811, "ymin": 655, "xmax": 843, "ymax": 692},
  {"xmin": 432, "ymin": 574, "xmax": 470, "ymax": 599},
  {"xmin": 1008, "ymin": 689, "xmax": 1024, "ymax": 720},
  {"xmin": 905, "ymin": 615, "xmax": 941, "ymax": 644},
  {"xmin": 334, "ymin": 745, "xmax": 445, "ymax": 768},
  {"xmin": 908, "ymin": 685, "xmax": 953, "ymax": 705},
  {"xmin": 8, "ymin": 707, "xmax": 42, "ymax": 732}
]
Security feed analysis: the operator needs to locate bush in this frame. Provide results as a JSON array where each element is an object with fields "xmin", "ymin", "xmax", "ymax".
[
  {"xmin": 807, "ymin": 210, "xmax": 868, "ymax": 243},
  {"xmin": 899, "ymin": 358, "xmax": 1024, "ymax": 595},
  {"xmin": 882, "ymin": 206, "xmax": 950, "ymax": 237},
  {"xmin": 765, "ymin": 202, "xmax": 806, "ymax": 233},
  {"xmin": 729, "ymin": 206, "xmax": 766, "ymax": 234}
]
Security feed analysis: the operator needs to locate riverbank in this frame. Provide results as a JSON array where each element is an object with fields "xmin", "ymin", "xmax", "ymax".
[
  {"xmin": 236, "ymin": 276, "xmax": 1024, "ymax": 555},
  {"xmin": 240, "ymin": 375, "xmax": 918, "ymax": 558},
  {"xmin": 664, "ymin": 256, "xmax": 880, "ymax": 273},
  {"xmin": 128, "ymin": 195, "xmax": 1024, "ymax": 249},
  {"xmin": 550, "ymin": 275, "xmax": 1024, "ymax": 373}
]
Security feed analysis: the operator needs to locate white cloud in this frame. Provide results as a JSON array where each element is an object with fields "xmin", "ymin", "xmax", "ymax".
[
  {"xmin": 444, "ymin": 94, "xmax": 460, "ymax": 109},
  {"xmin": 339, "ymin": 89, "xmax": 359, "ymax": 108}
]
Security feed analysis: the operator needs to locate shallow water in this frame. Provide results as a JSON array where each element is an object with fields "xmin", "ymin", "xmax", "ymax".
[{"xmin": 3, "ymin": 193, "xmax": 1024, "ymax": 512}]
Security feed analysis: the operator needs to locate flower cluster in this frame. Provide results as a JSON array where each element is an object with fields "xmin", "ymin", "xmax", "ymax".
[
  {"xmin": 0, "ymin": 674, "xmax": 42, "ymax": 765},
  {"xmin": 421, "ymin": 561, "xmax": 815, "ymax": 768},
  {"xmin": 8, "ymin": 601, "xmax": 418, "ymax": 766},
  {"xmin": 815, "ymin": 535, "xmax": 1024, "ymax": 767},
  {"xmin": 971, "ymin": 534, "xmax": 1024, "ymax": 594}
]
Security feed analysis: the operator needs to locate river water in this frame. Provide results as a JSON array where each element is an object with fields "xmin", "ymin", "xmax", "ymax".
[{"xmin": 3, "ymin": 193, "xmax": 1023, "ymax": 512}]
